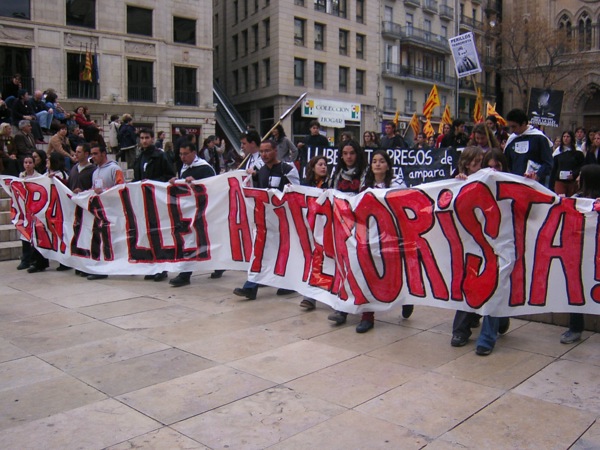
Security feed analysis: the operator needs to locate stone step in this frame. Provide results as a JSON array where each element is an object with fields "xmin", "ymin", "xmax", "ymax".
[
  {"xmin": 0, "ymin": 224, "xmax": 18, "ymax": 242},
  {"xmin": 0, "ymin": 188, "xmax": 10, "ymax": 199},
  {"xmin": 0, "ymin": 197, "xmax": 11, "ymax": 211},
  {"xmin": 0, "ymin": 211, "xmax": 13, "ymax": 225},
  {"xmin": 0, "ymin": 240, "xmax": 21, "ymax": 261}
]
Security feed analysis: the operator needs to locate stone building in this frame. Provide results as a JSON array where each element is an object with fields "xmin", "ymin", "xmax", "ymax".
[{"xmin": 0, "ymin": 0, "xmax": 215, "ymax": 144}]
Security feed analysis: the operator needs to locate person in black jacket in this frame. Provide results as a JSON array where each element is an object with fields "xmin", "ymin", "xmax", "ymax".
[
  {"xmin": 117, "ymin": 114, "xmax": 137, "ymax": 169},
  {"xmin": 11, "ymin": 89, "xmax": 44, "ymax": 142},
  {"xmin": 297, "ymin": 119, "xmax": 330, "ymax": 167},
  {"xmin": 133, "ymin": 128, "xmax": 176, "ymax": 282},
  {"xmin": 168, "ymin": 141, "xmax": 218, "ymax": 287}
]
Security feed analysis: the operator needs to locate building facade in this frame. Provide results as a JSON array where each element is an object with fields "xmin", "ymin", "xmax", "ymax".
[
  {"xmin": 0, "ymin": 0, "xmax": 215, "ymax": 143},
  {"xmin": 213, "ymin": 0, "xmax": 500, "ymax": 144},
  {"xmin": 500, "ymin": 0, "xmax": 600, "ymax": 135}
]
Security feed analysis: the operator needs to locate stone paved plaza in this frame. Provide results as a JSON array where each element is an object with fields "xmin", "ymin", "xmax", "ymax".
[{"xmin": 0, "ymin": 260, "xmax": 599, "ymax": 449}]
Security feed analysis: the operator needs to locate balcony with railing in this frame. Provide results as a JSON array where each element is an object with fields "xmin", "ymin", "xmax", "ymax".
[
  {"xmin": 460, "ymin": 14, "xmax": 484, "ymax": 32},
  {"xmin": 404, "ymin": 100, "xmax": 417, "ymax": 114},
  {"xmin": 128, "ymin": 85, "xmax": 156, "ymax": 103},
  {"xmin": 381, "ymin": 22, "xmax": 450, "ymax": 54},
  {"xmin": 174, "ymin": 90, "xmax": 199, "ymax": 106},
  {"xmin": 471, "ymin": 0, "xmax": 482, "ymax": 5},
  {"xmin": 423, "ymin": 0, "xmax": 438, "ymax": 15},
  {"xmin": 67, "ymin": 81, "xmax": 99, "ymax": 100},
  {"xmin": 439, "ymin": 3, "xmax": 454, "ymax": 21},
  {"xmin": 381, "ymin": 63, "xmax": 456, "ymax": 87},
  {"xmin": 383, "ymin": 97, "xmax": 396, "ymax": 112},
  {"xmin": 483, "ymin": 55, "xmax": 500, "ymax": 69},
  {"xmin": 404, "ymin": 0, "xmax": 420, "ymax": 8}
]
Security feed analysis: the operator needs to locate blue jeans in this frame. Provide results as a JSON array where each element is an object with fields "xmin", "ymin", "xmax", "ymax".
[
  {"xmin": 477, "ymin": 316, "xmax": 499, "ymax": 350},
  {"xmin": 243, "ymin": 280, "xmax": 258, "ymax": 289}
]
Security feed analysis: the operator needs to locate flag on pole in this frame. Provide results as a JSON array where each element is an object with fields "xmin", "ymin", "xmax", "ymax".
[
  {"xmin": 438, "ymin": 104, "xmax": 452, "ymax": 134},
  {"xmin": 422, "ymin": 85, "xmax": 441, "ymax": 119},
  {"xmin": 80, "ymin": 50, "xmax": 93, "ymax": 82},
  {"xmin": 423, "ymin": 119, "xmax": 435, "ymax": 138},
  {"xmin": 486, "ymin": 102, "xmax": 507, "ymax": 127},
  {"xmin": 393, "ymin": 110, "xmax": 400, "ymax": 128},
  {"xmin": 409, "ymin": 112, "xmax": 420, "ymax": 137},
  {"xmin": 473, "ymin": 87, "xmax": 484, "ymax": 123}
]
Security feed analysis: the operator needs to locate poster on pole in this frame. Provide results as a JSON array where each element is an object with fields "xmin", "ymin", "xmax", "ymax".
[
  {"xmin": 527, "ymin": 88, "xmax": 564, "ymax": 128},
  {"xmin": 449, "ymin": 32, "xmax": 482, "ymax": 78}
]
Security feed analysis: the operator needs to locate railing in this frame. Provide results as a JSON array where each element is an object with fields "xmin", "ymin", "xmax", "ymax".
[
  {"xmin": 67, "ymin": 80, "xmax": 99, "ymax": 100},
  {"xmin": 381, "ymin": 63, "xmax": 456, "ymax": 86},
  {"xmin": 439, "ymin": 4, "xmax": 454, "ymax": 20},
  {"xmin": 383, "ymin": 97, "xmax": 396, "ymax": 112},
  {"xmin": 460, "ymin": 14, "xmax": 484, "ymax": 31},
  {"xmin": 404, "ymin": 100, "xmax": 416, "ymax": 113},
  {"xmin": 423, "ymin": 0, "xmax": 438, "ymax": 14},
  {"xmin": 128, "ymin": 85, "xmax": 156, "ymax": 103},
  {"xmin": 404, "ymin": 0, "xmax": 420, "ymax": 7},
  {"xmin": 174, "ymin": 90, "xmax": 199, "ymax": 106},
  {"xmin": 382, "ymin": 22, "xmax": 449, "ymax": 53}
]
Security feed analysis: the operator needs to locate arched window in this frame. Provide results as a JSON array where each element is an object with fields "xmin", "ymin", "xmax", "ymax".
[
  {"xmin": 558, "ymin": 14, "xmax": 572, "ymax": 40},
  {"xmin": 578, "ymin": 13, "xmax": 592, "ymax": 51}
]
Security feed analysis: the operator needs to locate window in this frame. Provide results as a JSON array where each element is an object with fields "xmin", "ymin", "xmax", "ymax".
[
  {"xmin": 243, "ymin": 0, "xmax": 248, "ymax": 18},
  {"xmin": 233, "ymin": 0, "xmax": 238, "ymax": 23},
  {"xmin": 66, "ymin": 52, "xmax": 98, "ymax": 99},
  {"xmin": 214, "ymin": 45, "xmax": 219, "ymax": 69},
  {"xmin": 0, "ymin": 1, "xmax": 30, "ymax": 19},
  {"xmin": 127, "ymin": 59, "xmax": 154, "ymax": 102},
  {"xmin": 333, "ymin": 0, "xmax": 347, "ymax": 18},
  {"xmin": 424, "ymin": 19, "xmax": 432, "ymax": 40},
  {"xmin": 263, "ymin": 58, "xmax": 270, "ymax": 86},
  {"xmin": 559, "ymin": 14, "xmax": 572, "ymax": 40},
  {"xmin": 252, "ymin": 25, "xmax": 259, "ymax": 52},
  {"xmin": 406, "ymin": 13, "xmax": 414, "ymax": 34},
  {"xmin": 339, "ymin": 66, "xmax": 348, "ymax": 92},
  {"xmin": 295, "ymin": 18, "xmax": 306, "ymax": 46},
  {"xmin": 441, "ymin": 25, "xmax": 448, "ymax": 38},
  {"xmin": 233, "ymin": 70, "xmax": 239, "ymax": 94},
  {"xmin": 242, "ymin": 30, "xmax": 249, "ymax": 55},
  {"xmin": 174, "ymin": 17, "xmax": 196, "ymax": 45},
  {"xmin": 578, "ymin": 13, "xmax": 592, "ymax": 51},
  {"xmin": 127, "ymin": 6, "xmax": 152, "ymax": 37},
  {"xmin": 263, "ymin": 18, "xmax": 271, "ymax": 46},
  {"xmin": 356, "ymin": 0, "xmax": 364, "ymax": 23},
  {"xmin": 294, "ymin": 58, "xmax": 306, "ymax": 86},
  {"xmin": 356, "ymin": 34, "xmax": 365, "ymax": 59},
  {"xmin": 384, "ymin": 6, "xmax": 393, "ymax": 22},
  {"xmin": 66, "ymin": 0, "xmax": 95, "ymax": 28},
  {"xmin": 214, "ymin": 13, "xmax": 219, "ymax": 37},
  {"xmin": 356, "ymin": 69, "xmax": 365, "ymax": 95},
  {"xmin": 232, "ymin": 34, "xmax": 239, "ymax": 59},
  {"xmin": 255, "ymin": 0, "xmax": 259, "ymax": 12},
  {"xmin": 315, "ymin": 0, "xmax": 326, "ymax": 12},
  {"xmin": 0, "ymin": 47, "xmax": 32, "ymax": 92},
  {"xmin": 174, "ymin": 67, "xmax": 197, "ymax": 106},
  {"xmin": 314, "ymin": 61, "xmax": 325, "ymax": 89},
  {"xmin": 339, "ymin": 29, "xmax": 349, "ymax": 56},
  {"xmin": 315, "ymin": 23, "xmax": 325, "ymax": 50},
  {"xmin": 253, "ymin": 62, "xmax": 259, "ymax": 89},
  {"xmin": 242, "ymin": 66, "xmax": 249, "ymax": 92}
]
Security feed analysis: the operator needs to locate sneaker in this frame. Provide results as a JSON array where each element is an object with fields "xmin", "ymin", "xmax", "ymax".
[
  {"xmin": 327, "ymin": 311, "xmax": 348, "ymax": 325},
  {"xmin": 299, "ymin": 299, "xmax": 316, "ymax": 310},
  {"xmin": 475, "ymin": 345, "xmax": 493, "ymax": 356},
  {"xmin": 356, "ymin": 320, "xmax": 374, "ymax": 333},
  {"xmin": 498, "ymin": 318, "xmax": 510, "ymax": 335},
  {"xmin": 560, "ymin": 330, "xmax": 582, "ymax": 344},
  {"xmin": 169, "ymin": 276, "xmax": 190, "ymax": 287},
  {"xmin": 233, "ymin": 287, "xmax": 258, "ymax": 300},
  {"xmin": 276, "ymin": 288, "xmax": 294, "ymax": 296},
  {"xmin": 402, "ymin": 304, "xmax": 414, "ymax": 319},
  {"xmin": 451, "ymin": 334, "xmax": 468, "ymax": 347}
]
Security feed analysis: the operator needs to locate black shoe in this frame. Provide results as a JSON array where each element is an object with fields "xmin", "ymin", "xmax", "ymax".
[
  {"xmin": 470, "ymin": 318, "xmax": 481, "ymax": 329},
  {"xmin": 402, "ymin": 305, "xmax": 414, "ymax": 319},
  {"xmin": 476, "ymin": 345, "xmax": 493, "ymax": 356},
  {"xmin": 233, "ymin": 287, "xmax": 258, "ymax": 300},
  {"xmin": 78, "ymin": 271, "xmax": 89, "ymax": 277},
  {"xmin": 276, "ymin": 288, "xmax": 294, "ymax": 296},
  {"xmin": 210, "ymin": 270, "xmax": 225, "ymax": 279},
  {"xmin": 144, "ymin": 275, "xmax": 155, "ymax": 280},
  {"xmin": 153, "ymin": 271, "xmax": 168, "ymax": 282},
  {"xmin": 27, "ymin": 265, "xmax": 45, "ymax": 273},
  {"xmin": 451, "ymin": 334, "xmax": 468, "ymax": 347},
  {"xmin": 169, "ymin": 276, "xmax": 190, "ymax": 287},
  {"xmin": 17, "ymin": 261, "xmax": 29, "ymax": 270},
  {"xmin": 87, "ymin": 274, "xmax": 108, "ymax": 280},
  {"xmin": 498, "ymin": 318, "xmax": 510, "ymax": 335},
  {"xmin": 356, "ymin": 320, "xmax": 374, "ymax": 333},
  {"xmin": 56, "ymin": 264, "xmax": 71, "ymax": 271},
  {"xmin": 328, "ymin": 311, "xmax": 348, "ymax": 325}
]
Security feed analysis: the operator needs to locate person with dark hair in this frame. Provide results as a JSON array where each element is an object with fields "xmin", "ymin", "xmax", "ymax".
[
  {"xmin": 155, "ymin": 130, "xmax": 166, "ymax": 150},
  {"xmin": 0, "ymin": 122, "xmax": 19, "ymax": 175},
  {"xmin": 11, "ymin": 90, "xmax": 44, "ymax": 142},
  {"xmin": 559, "ymin": 164, "xmax": 600, "ymax": 344},
  {"xmin": 412, "ymin": 132, "xmax": 430, "ymax": 150},
  {"xmin": 297, "ymin": 120, "xmax": 329, "ymax": 167},
  {"xmin": 46, "ymin": 151, "xmax": 69, "ymax": 182},
  {"xmin": 271, "ymin": 123, "xmax": 298, "ymax": 163},
  {"xmin": 504, "ymin": 108, "xmax": 553, "ymax": 183},
  {"xmin": 133, "ymin": 128, "xmax": 175, "ymax": 282},
  {"xmin": 482, "ymin": 148, "xmax": 509, "ymax": 173},
  {"xmin": 584, "ymin": 131, "xmax": 600, "ymax": 165},
  {"xmin": 200, "ymin": 135, "xmax": 220, "ymax": 173},
  {"xmin": 47, "ymin": 124, "xmax": 75, "ymax": 170},
  {"xmin": 380, "ymin": 122, "xmax": 407, "ymax": 149},
  {"xmin": 3, "ymin": 74, "xmax": 22, "ymax": 101},
  {"xmin": 436, "ymin": 123, "xmax": 451, "ymax": 148},
  {"xmin": 17, "ymin": 155, "xmax": 42, "ymax": 271},
  {"xmin": 485, "ymin": 115, "xmax": 508, "ymax": 145},
  {"xmin": 574, "ymin": 126, "xmax": 586, "ymax": 153},
  {"xmin": 29, "ymin": 90, "xmax": 54, "ymax": 132},
  {"xmin": 549, "ymin": 130, "xmax": 585, "ymax": 197},
  {"xmin": 169, "ymin": 141, "xmax": 218, "ymax": 287},
  {"xmin": 233, "ymin": 139, "xmax": 300, "ymax": 300},
  {"xmin": 68, "ymin": 143, "xmax": 95, "ymax": 194},
  {"xmin": 13, "ymin": 120, "xmax": 37, "ymax": 168},
  {"xmin": 32, "ymin": 149, "xmax": 47, "ymax": 175},
  {"xmin": 239, "ymin": 130, "xmax": 264, "ymax": 171},
  {"xmin": 117, "ymin": 114, "xmax": 137, "ymax": 169},
  {"xmin": 441, "ymin": 119, "xmax": 468, "ymax": 149}
]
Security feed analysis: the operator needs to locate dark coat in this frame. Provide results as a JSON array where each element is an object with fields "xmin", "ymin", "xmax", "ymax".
[{"xmin": 133, "ymin": 146, "xmax": 176, "ymax": 182}]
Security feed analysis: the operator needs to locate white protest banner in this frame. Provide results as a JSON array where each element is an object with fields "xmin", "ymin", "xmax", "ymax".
[{"xmin": 3, "ymin": 170, "xmax": 600, "ymax": 317}]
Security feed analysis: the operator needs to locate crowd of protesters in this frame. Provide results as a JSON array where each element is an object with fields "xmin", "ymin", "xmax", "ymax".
[{"xmin": 2, "ymin": 86, "xmax": 596, "ymax": 354}]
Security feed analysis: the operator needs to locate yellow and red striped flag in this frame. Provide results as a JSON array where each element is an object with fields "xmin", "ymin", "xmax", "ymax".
[
  {"xmin": 422, "ymin": 85, "xmax": 441, "ymax": 120},
  {"xmin": 473, "ymin": 87, "xmax": 484, "ymax": 123},
  {"xmin": 438, "ymin": 104, "xmax": 452, "ymax": 134},
  {"xmin": 486, "ymin": 102, "xmax": 507, "ymax": 127},
  {"xmin": 423, "ymin": 118, "xmax": 435, "ymax": 138},
  {"xmin": 409, "ymin": 112, "xmax": 420, "ymax": 137},
  {"xmin": 80, "ymin": 51, "xmax": 93, "ymax": 82},
  {"xmin": 393, "ymin": 110, "xmax": 400, "ymax": 128}
]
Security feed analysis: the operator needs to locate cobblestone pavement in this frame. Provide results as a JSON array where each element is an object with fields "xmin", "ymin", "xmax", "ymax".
[{"xmin": 0, "ymin": 260, "xmax": 598, "ymax": 449}]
